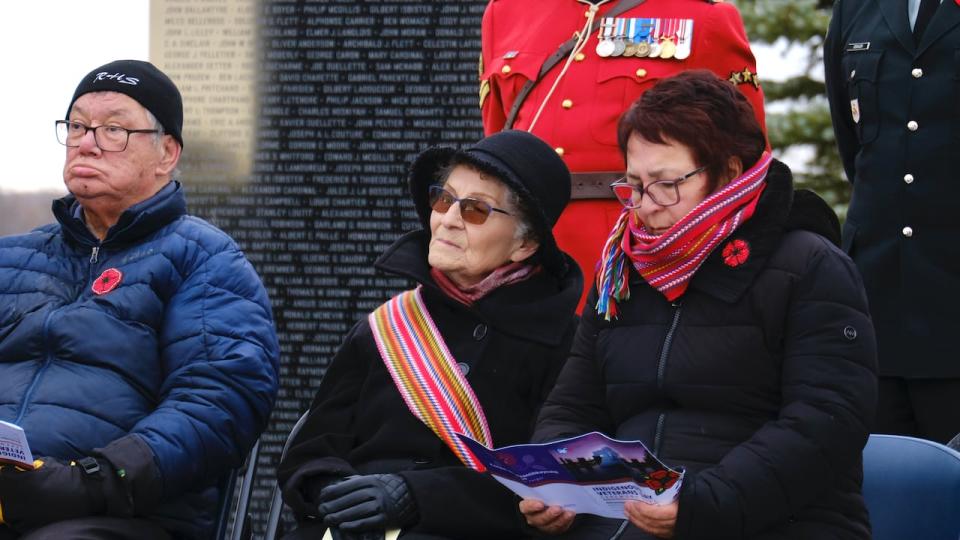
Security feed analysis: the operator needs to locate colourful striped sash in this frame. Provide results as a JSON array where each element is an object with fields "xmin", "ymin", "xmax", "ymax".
[{"xmin": 369, "ymin": 287, "xmax": 492, "ymax": 471}]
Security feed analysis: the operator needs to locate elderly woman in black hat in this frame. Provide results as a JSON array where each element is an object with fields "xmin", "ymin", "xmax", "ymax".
[{"xmin": 277, "ymin": 130, "xmax": 583, "ymax": 540}]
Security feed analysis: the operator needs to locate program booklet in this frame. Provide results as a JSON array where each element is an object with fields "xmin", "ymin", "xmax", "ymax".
[
  {"xmin": 457, "ymin": 431, "xmax": 683, "ymax": 519},
  {"xmin": 0, "ymin": 420, "xmax": 35, "ymax": 469}
]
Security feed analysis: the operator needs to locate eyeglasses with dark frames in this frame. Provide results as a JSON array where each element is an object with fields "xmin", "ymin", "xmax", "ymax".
[
  {"xmin": 610, "ymin": 166, "xmax": 708, "ymax": 208},
  {"xmin": 428, "ymin": 185, "xmax": 512, "ymax": 225},
  {"xmin": 55, "ymin": 120, "xmax": 159, "ymax": 152}
]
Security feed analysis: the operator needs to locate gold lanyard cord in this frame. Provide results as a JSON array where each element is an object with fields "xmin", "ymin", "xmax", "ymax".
[{"xmin": 527, "ymin": 0, "xmax": 612, "ymax": 133}]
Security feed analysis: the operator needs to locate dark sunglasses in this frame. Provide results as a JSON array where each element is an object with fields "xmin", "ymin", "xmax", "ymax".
[{"xmin": 428, "ymin": 185, "xmax": 512, "ymax": 225}]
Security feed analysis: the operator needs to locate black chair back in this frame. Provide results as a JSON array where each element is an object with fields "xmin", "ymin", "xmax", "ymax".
[
  {"xmin": 214, "ymin": 440, "xmax": 261, "ymax": 540},
  {"xmin": 264, "ymin": 413, "xmax": 311, "ymax": 540}
]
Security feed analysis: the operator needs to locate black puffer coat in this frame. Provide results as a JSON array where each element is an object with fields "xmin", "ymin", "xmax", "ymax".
[
  {"xmin": 279, "ymin": 229, "xmax": 582, "ymax": 539},
  {"xmin": 535, "ymin": 160, "xmax": 878, "ymax": 539}
]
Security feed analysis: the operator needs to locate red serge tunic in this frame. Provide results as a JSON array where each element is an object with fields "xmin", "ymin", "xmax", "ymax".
[{"xmin": 481, "ymin": 0, "xmax": 766, "ymax": 311}]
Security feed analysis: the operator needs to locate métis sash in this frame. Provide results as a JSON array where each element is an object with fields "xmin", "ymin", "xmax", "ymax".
[{"xmin": 369, "ymin": 287, "xmax": 492, "ymax": 471}]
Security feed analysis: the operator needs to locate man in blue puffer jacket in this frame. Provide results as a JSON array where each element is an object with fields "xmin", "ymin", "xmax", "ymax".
[{"xmin": 0, "ymin": 60, "xmax": 280, "ymax": 540}]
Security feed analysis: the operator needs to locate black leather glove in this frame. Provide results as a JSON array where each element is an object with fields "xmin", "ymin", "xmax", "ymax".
[
  {"xmin": 0, "ymin": 457, "xmax": 125, "ymax": 532},
  {"xmin": 317, "ymin": 474, "xmax": 418, "ymax": 532}
]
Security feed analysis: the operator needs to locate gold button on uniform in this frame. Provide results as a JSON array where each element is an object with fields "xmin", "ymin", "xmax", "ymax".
[
  {"xmin": 907, "ymin": 120, "xmax": 919, "ymax": 131},
  {"xmin": 636, "ymin": 68, "xmax": 648, "ymax": 78},
  {"xmin": 902, "ymin": 226, "xmax": 914, "ymax": 238},
  {"xmin": 561, "ymin": 99, "xmax": 573, "ymax": 109},
  {"xmin": 904, "ymin": 173, "xmax": 914, "ymax": 184},
  {"xmin": 574, "ymin": 53, "xmax": 585, "ymax": 62},
  {"xmin": 555, "ymin": 147, "xmax": 565, "ymax": 156},
  {"xmin": 912, "ymin": 68, "xmax": 923, "ymax": 78},
  {"xmin": 501, "ymin": 65, "xmax": 511, "ymax": 74}
]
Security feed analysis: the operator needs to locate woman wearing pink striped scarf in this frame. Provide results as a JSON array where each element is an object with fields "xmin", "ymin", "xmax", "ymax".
[{"xmin": 521, "ymin": 71, "xmax": 878, "ymax": 540}]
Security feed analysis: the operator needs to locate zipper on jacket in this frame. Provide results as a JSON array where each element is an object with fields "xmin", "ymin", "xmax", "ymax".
[
  {"xmin": 15, "ymin": 244, "xmax": 103, "ymax": 425},
  {"xmin": 656, "ymin": 302, "xmax": 683, "ymax": 387},
  {"xmin": 653, "ymin": 301, "xmax": 683, "ymax": 456},
  {"xmin": 653, "ymin": 413, "xmax": 667, "ymax": 456},
  {"xmin": 88, "ymin": 245, "xmax": 106, "ymax": 286},
  {"xmin": 13, "ymin": 310, "xmax": 58, "ymax": 425}
]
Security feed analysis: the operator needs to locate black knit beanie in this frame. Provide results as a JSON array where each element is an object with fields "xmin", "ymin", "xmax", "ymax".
[{"xmin": 66, "ymin": 60, "xmax": 184, "ymax": 147}]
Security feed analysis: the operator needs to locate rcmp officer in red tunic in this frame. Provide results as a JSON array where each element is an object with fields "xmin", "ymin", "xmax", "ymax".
[{"xmin": 481, "ymin": 0, "xmax": 766, "ymax": 310}]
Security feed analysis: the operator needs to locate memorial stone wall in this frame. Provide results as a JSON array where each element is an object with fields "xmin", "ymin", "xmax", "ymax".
[{"xmin": 156, "ymin": 0, "xmax": 487, "ymax": 532}]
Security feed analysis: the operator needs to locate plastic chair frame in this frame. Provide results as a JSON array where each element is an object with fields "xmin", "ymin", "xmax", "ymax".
[
  {"xmin": 862, "ymin": 433, "xmax": 960, "ymax": 540},
  {"xmin": 214, "ymin": 439, "xmax": 261, "ymax": 540},
  {"xmin": 264, "ymin": 412, "xmax": 311, "ymax": 540}
]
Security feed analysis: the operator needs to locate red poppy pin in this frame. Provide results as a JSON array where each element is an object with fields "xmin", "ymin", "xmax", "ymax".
[
  {"xmin": 722, "ymin": 239, "xmax": 750, "ymax": 268},
  {"xmin": 91, "ymin": 268, "xmax": 123, "ymax": 295}
]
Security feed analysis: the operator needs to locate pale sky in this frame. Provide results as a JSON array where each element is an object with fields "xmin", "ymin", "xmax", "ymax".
[
  {"xmin": 0, "ymin": 2, "xmax": 804, "ymax": 194},
  {"xmin": 0, "ymin": 1, "xmax": 149, "ymax": 193}
]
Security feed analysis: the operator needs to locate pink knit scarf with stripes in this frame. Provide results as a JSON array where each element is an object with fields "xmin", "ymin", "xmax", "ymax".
[{"xmin": 595, "ymin": 152, "xmax": 772, "ymax": 320}]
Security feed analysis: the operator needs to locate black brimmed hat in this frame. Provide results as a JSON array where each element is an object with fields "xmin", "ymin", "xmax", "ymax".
[{"xmin": 408, "ymin": 130, "xmax": 572, "ymax": 277}]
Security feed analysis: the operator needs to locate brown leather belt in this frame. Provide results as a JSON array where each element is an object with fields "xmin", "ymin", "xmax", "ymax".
[{"xmin": 571, "ymin": 172, "xmax": 622, "ymax": 200}]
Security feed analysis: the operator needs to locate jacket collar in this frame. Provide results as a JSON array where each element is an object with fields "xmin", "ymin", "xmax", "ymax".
[
  {"xmin": 916, "ymin": 0, "xmax": 960, "ymax": 56},
  {"xmin": 685, "ymin": 159, "xmax": 795, "ymax": 303},
  {"xmin": 877, "ymin": 0, "xmax": 960, "ymax": 56},
  {"xmin": 878, "ymin": 0, "xmax": 917, "ymax": 54},
  {"xmin": 375, "ymin": 229, "xmax": 583, "ymax": 347},
  {"xmin": 53, "ymin": 181, "xmax": 186, "ymax": 250}
]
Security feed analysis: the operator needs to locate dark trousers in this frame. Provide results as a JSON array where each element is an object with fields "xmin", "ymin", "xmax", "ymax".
[
  {"xmin": 0, "ymin": 517, "xmax": 171, "ymax": 540},
  {"xmin": 877, "ymin": 376, "xmax": 960, "ymax": 444}
]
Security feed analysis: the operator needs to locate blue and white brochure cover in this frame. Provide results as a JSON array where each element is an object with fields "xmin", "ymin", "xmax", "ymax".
[
  {"xmin": 458, "ymin": 431, "xmax": 683, "ymax": 519},
  {"xmin": 0, "ymin": 420, "xmax": 34, "ymax": 469}
]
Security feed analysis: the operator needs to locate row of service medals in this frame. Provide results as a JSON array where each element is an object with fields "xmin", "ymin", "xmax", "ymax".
[{"xmin": 595, "ymin": 17, "xmax": 694, "ymax": 59}]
